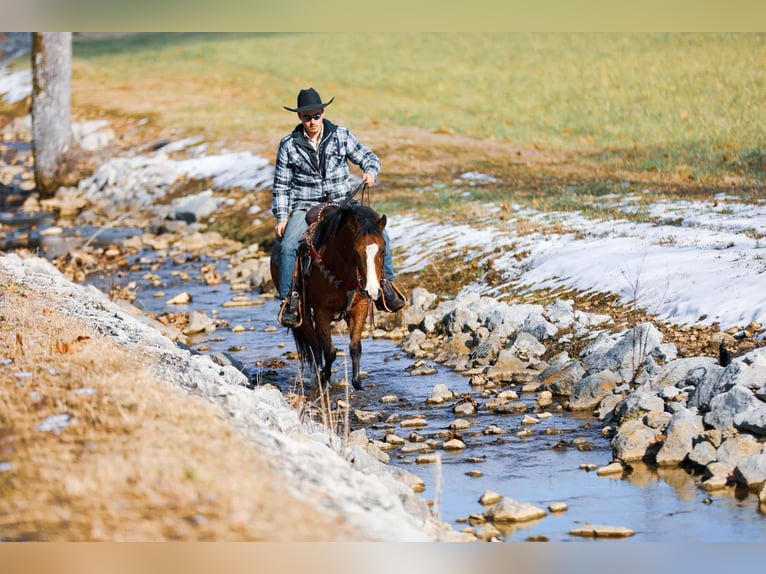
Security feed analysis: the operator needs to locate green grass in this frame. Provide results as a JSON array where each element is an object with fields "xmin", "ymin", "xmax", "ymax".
[{"xmin": 65, "ymin": 33, "xmax": 765, "ymax": 182}]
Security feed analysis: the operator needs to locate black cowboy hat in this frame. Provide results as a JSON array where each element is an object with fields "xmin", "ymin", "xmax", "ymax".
[{"xmin": 283, "ymin": 87, "xmax": 335, "ymax": 112}]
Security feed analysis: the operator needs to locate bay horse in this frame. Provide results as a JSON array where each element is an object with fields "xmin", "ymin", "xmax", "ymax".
[{"xmin": 270, "ymin": 203, "xmax": 387, "ymax": 390}]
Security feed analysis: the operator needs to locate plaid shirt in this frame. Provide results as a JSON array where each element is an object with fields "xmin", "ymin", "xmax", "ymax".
[{"xmin": 271, "ymin": 119, "xmax": 380, "ymax": 223}]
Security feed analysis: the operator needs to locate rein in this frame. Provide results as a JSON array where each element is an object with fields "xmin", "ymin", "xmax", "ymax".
[{"xmin": 307, "ymin": 244, "xmax": 362, "ymax": 291}]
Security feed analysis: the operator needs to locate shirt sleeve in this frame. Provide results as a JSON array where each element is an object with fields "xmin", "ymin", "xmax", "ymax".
[
  {"xmin": 271, "ymin": 138, "xmax": 293, "ymax": 222},
  {"xmin": 344, "ymin": 129, "xmax": 381, "ymax": 179}
]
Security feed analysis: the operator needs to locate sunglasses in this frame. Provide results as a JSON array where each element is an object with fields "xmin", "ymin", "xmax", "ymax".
[{"xmin": 300, "ymin": 112, "xmax": 323, "ymax": 122}]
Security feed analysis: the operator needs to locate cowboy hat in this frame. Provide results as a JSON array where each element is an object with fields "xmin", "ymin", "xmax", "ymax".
[{"xmin": 283, "ymin": 87, "xmax": 335, "ymax": 112}]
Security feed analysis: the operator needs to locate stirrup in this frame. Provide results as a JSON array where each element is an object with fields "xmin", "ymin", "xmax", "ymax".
[
  {"xmin": 278, "ymin": 293, "xmax": 303, "ymax": 327},
  {"xmin": 376, "ymin": 278, "xmax": 406, "ymax": 312}
]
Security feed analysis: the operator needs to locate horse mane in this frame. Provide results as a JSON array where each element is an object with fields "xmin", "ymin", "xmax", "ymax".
[{"xmin": 313, "ymin": 203, "xmax": 381, "ymax": 249}]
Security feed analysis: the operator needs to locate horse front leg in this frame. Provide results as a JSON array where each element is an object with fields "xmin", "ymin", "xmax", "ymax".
[
  {"xmin": 313, "ymin": 309, "xmax": 337, "ymax": 386},
  {"xmin": 347, "ymin": 296, "xmax": 370, "ymax": 390}
]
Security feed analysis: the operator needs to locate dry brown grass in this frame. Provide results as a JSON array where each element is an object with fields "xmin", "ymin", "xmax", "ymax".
[{"xmin": 0, "ymin": 276, "xmax": 361, "ymax": 541}]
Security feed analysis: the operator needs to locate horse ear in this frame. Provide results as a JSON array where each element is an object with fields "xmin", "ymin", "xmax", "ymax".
[{"xmin": 377, "ymin": 214, "xmax": 387, "ymax": 231}]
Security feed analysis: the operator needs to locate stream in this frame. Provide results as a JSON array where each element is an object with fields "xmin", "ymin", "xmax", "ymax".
[{"xmin": 84, "ymin": 246, "xmax": 766, "ymax": 542}]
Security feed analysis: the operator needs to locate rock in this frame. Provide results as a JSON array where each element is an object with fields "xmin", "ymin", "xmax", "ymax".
[
  {"xmin": 509, "ymin": 332, "xmax": 547, "ymax": 359},
  {"xmin": 483, "ymin": 498, "xmax": 547, "ymax": 523},
  {"xmin": 643, "ymin": 410, "xmax": 672, "ymax": 430},
  {"xmin": 734, "ymin": 404, "xmax": 766, "ymax": 436},
  {"xmin": 732, "ymin": 454, "xmax": 766, "ymax": 489},
  {"xmin": 433, "ymin": 333, "xmax": 473, "ymax": 362},
  {"xmin": 443, "ymin": 439, "xmax": 466, "ymax": 450},
  {"xmin": 545, "ymin": 299, "xmax": 575, "ymax": 329},
  {"xmin": 569, "ymin": 524, "xmax": 635, "ymax": 538},
  {"xmin": 704, "ymin": 384, "xmax": 762, "ymax": 435},
  {"xmin": 485, "ymin": 348, "xmax": 528, "ymax": 381},
  {"xmin": 611, "ymin": 418, "xmax": 661, "ymax": 463},
  {"xmin": 597, "ymin": 461, "xmax": 624, "ymax": 476},
  {"xmin": 597, "ymin": 394, "xmax": 623, "ymax": 422},
  {"xmin": 688, "ymin": 440, "xmax": 717, "ymax": 468},
  {"xmin": 167, "ymin": 291, "xmax": 191, "ymax": 305},
  {"xmin": 613, "ymin": 391, "xmax": 665, "ymax": 423},
  {"xmin": 354, "ymin": 410, "xmax": 383, "ymax": 424},
  {"xmin": 384, "ymin": 433, "xmax": 406, "ymax": 445},
  {"xmin": 427, "ymin": 383, "xmax": 454, "ymax": 403},
  {"xmin": 536, "ymin": 390, "xmax": 553, "ymax": 407},
  {"xmin": 415, "ymin": 454, "xmax": 439, "ymax": 464},
  {"xmin": 711, "ymin": 434, "xmax": 763, "ymax": 477},
  {"xmin": 548, "ymin": 502, "xmax": 568, "ymax": 513},
  {"xmin": 410, "ymin": 363, "xmax": 438, "ymax": 376},
  {"xmin": 401, "ymin": 418, "xmax": 428, "ymax": 428},
  {"xmin": 454, "ymin": 401, "xmax": 477, "ymax": 416},
  {"xmin": 655, "ymin": 408, "xmax": 705, "ymax": 467},
  {"xmin": 534, "ymin": 360, "xmax": 586, "ymax": 397},
  {"xmin": 521, "ymin": 415, "xmax": 540, "ymax": 425},
  {"xmin": 400, "ymin": 442, "xmax": 432, "ymax": 455},
  {"xmin": 581, "ymin": 322, "xmax": 663, "ymax": 378},
  {"xmin": 479, "ymin": 490, "xmax": 503, "ymax": 506},
  {"xmin": 474, "ymin": 522, "xmax": 501, "ymax": 541},
  {"xmin": 520, "ymin": 311, "xmax": 558, "ymax": 341},
  {"xmin": 700, "ymin": 476, "xmax": 729, "ymax": 491},
  {"xmin": 401, "ymin": 329, "xmax": 427, "ymax": 354},
  {"xmin": 449, "ymin": 418, "xmax": 472, "ymax": 430},
  {"xmin": 568, "ymin": 370, "xmax": 619, "ymax": 410}
]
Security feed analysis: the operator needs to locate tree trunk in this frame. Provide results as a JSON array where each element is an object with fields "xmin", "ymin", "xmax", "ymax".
[{"xmin": 31, "ymin": 32, "xmax": 72, "ymax": 196}]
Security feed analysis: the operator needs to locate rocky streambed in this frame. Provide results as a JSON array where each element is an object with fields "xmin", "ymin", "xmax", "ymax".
[{"xmin": 3, "ymin": 111, "xmax": 766, "ymax": 541}]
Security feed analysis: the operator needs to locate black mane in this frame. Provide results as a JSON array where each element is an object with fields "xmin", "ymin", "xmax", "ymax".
[{"xmin": 313, "ymin": 203, "xmax": 382, "ymax": 249}]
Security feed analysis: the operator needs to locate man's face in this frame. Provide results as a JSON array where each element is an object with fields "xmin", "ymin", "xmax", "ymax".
[{"xmin": 299, "ymin": 108, "xmax": 323, "ymax": 137}]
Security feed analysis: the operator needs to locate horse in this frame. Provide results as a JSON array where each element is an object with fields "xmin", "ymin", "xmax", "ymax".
[{"xmin": 270, "ymin": 203, "xmax": 387, "ymax": 390}]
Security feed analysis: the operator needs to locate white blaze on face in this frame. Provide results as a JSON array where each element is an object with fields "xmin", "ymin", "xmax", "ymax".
[{"xmin": 364, "ymin": 243, "xmax": 381, "ymax": 300}]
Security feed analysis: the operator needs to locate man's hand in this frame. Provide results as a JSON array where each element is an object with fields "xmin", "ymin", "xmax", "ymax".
[
  {"xmin": 274, "ymin": 221, "xmax": 287, "ymax": 238},
  {"xmin": 361, "ymin": 172, "xmax": 375, "ymax": 187}
]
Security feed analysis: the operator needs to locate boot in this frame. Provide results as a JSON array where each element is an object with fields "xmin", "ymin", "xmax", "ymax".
[
  {"xmin": 278, "ymin": 291, "xmax": 302, "ymax": 327},
  {"xmin": 376, "ymin": 278, "xmax": 406, "ymax": 312}
]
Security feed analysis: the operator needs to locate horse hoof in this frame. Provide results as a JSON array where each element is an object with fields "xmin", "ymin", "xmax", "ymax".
[{"xmin": 352, "ymin": 379, "xmax": 363, "ymax": 391}]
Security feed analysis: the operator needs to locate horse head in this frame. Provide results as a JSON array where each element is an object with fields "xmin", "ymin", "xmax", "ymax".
[{"xmin": 352, "ymin": 211, "xmax": 386, "ymax": 301}]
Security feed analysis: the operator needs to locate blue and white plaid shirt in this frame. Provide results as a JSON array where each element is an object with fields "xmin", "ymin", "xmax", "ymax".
[{"xmin": 271, "ymin": 119, "xmax": 380, "ymax": 223}]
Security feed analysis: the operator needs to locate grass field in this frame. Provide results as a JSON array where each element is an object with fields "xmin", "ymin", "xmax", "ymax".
[{"xmin": 63, "ymin": 32, "xmax": 765, "ymax": 185}]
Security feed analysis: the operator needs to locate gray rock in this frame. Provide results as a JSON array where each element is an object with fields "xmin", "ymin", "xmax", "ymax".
[
  {"xmin": 483, "ymin": 498, "xmax": 547, "ymax": 523},
  {"xmin": 581, "ymin": 323, "xmax": 663, "ymax": 377},
  {"xmin": 485, "ymin": 303, "xmax": 543, "ymax": 334},
  {"xmin": 534, "ymin": 360, "xmax": 586, "ymax": 397},
  {"xmin": 715, "ymin": 434, "xmax": 763, "ymax": 475},
  {"xmin": 613, "ymin": 391, "xmax": 665, "ymax": 423},
  {"xmin": 611, "ymin": 418, "xmax": 662, "ymax": 462},
  {"xmin": 545, "ymin": 299, "xmax": 575, "ymax": 329},
  {"xmin": 688, "ymin": 440, "xmax": 718, "ymax": 468},
  {"xmin": 703, "ymin": 384, "xmax": 762, "ymax": 435},
  {"xmin": 569, "ymin": 370, "xmax": 619, "ymax": 411},
  {"xmin": 598, "ymin": 394, "xmax": 624, "ymax": 422},
  {"xmin": 520, "ymin": 312, "xmax": 558, "ymax": 341},
  {"xmin": 485, "ymin": 348, "xmax": 528, "ymax": 381},
  {"xmin": 444, "ymin": 303, "xmax": 480, "ymax": 335},
  {"xmin": 732, "ymin": 454, "xmax": 766, "ymax": 489},
  {"xmin": 687, "ymin": 361, "xmax": 738, "ymax": 410},
  {"xmin": 643, "ymin": 410, "xmax": 673, "ymax": 430},
  {"xmin": 509, "ymin": 331, "xmax": 547, "ymax": 359},
  {"xmin": 401, "ymin": 329, "xmax": 427, "ymax": 355},
  {"xmin": 655, "ymin": 409, "xmax": 704, "ymax": 467},
  {"xmin": 734, "ymin": 404, "xmax": 766, "ymax": 435}
]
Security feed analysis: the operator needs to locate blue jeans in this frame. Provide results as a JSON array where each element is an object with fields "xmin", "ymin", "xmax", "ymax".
[{"xmin": 276, "ymin": 207, "xmax": 395, "ymax": 298}]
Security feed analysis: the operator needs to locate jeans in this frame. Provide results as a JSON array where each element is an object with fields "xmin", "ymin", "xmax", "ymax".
[{"xmin": 276, "ymin": 207, "xmax": 395, "ymax": 298}]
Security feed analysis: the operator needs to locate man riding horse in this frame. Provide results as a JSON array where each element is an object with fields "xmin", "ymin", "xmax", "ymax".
[{"xmin": 272, "ymin": 87, "xmax": 405, "ymax": 327}]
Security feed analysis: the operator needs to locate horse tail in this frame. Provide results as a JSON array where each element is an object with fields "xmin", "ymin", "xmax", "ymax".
[{"xmin": 291, "ymin": 319, "xmax": 323, "ymax": 374}]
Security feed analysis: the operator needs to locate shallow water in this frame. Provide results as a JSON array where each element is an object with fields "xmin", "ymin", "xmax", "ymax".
[{"xmin": 90, "ymin": 251, "xmax": 766, "ymax": 542}]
